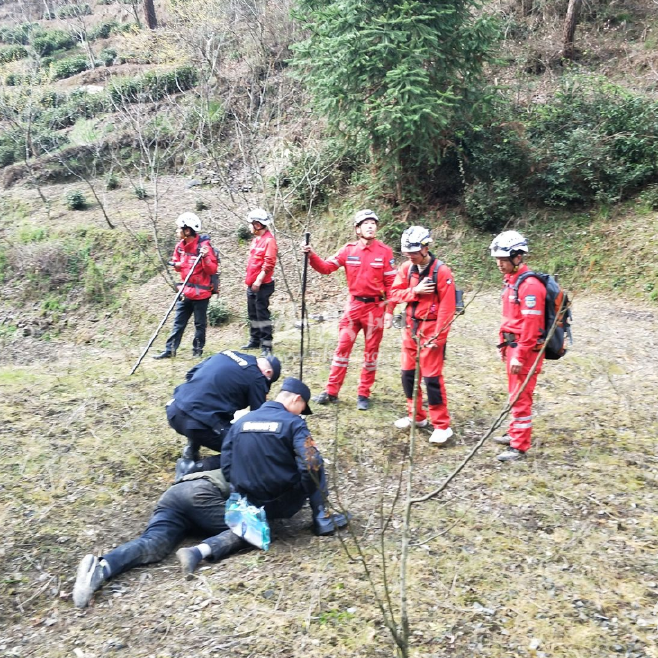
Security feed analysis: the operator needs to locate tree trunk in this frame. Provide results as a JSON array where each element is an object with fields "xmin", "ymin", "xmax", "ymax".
[
  {"xmin": 562, "ymin": 0, "xmax": 582, "ymax": 60},
  {"xmin": 143, "ymin": 0, "xmax": 158, "ymax": 29}
]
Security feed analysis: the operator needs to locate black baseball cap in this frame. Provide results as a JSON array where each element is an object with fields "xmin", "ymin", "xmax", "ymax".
[
  {"xmin": 280, "ymin": 377, "xmax": 312, "ymax": 415},
  {"xmin": 266, "ymin": 355, "xmax": 281, "ymax": 383}
]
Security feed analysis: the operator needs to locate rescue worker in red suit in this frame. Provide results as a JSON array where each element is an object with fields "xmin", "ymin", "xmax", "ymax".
[
  {"xmin": 490, "ymin": 231, "xmax": 546, "ymax": 462},
  {"xmin": 301, "ymin": 209, "xmax": 396, "ymax": 411},
  {"xmin": 242, "ymin": 208, "xmax": 278, "ymax": 357},
  {"xmin": 154, "ymin": 212, "xmax": 219, "ymax": 360},
  {"xmin": 389, "ymin": 226, "xmax": 456, "ymax": 445}
]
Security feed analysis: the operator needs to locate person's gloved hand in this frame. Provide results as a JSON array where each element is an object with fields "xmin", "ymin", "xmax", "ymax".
[{"xmin": 509, "ymin": 357, "xmax": 523, "ymax": 374}]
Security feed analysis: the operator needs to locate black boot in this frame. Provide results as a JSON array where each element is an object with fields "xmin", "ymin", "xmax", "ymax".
[
  {"xmin": 240, "ymin": 342, "xmax": 259, "ymax": 350},
  {"xmin": 312, "ymin": 506, "xmax": 351, "ymax": 536},
  {"xmin": 175, "ymin": 458, "xmax": 204, "ymax": 482},
  {"xmin": 182, "ymin": 440, "xmax": 200, "ymax": 462},
  {"xmin": 153, "ymin": 350, "xmax": 173, "ymax": 360}
]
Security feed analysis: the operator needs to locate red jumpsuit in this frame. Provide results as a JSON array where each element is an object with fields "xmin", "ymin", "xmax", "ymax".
[
  {"xmin": 389, "ymin": 256, "xmax": 456, "ymax": 430},
  {"xmin": 499, "ymin": 263, "xmax": 546, "ymax": 453},
  {"xmin": 308, "ymin": 239, "xmax": 396, "ymax": 398}
]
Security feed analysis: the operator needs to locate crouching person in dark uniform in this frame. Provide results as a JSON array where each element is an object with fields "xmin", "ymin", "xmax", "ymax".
[
  {"xmin": 221, "ymin": 377, "xmax": 350, "ymax": 539},
  {"xmin": 72, "ymin": 469, "xmax": 248, "ymax": 608},
  {"xmin": 167, "ymin": 349, "xmax": 280, "ymax": 478}
]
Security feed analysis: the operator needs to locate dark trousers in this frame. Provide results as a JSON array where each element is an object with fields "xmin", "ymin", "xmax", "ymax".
[
  {"xmin": 165, "ymin": 296, "xmax": 210, "ymax": 354},
  {"xmin": 247, "ymin": 282, "xmax": 274, "ymax": 348},
  {"xmin": 102, "ymin": 479, "xmax": 248, "ymax": 577},
  {"xmin": 166, "ymin": 400, "xmax": 230, "ymax": 455}
]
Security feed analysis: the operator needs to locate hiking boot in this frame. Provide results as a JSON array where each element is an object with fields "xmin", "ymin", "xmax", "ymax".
[
  {"xmin": 496, "ymin": 447, "xmax": 525, "ymax": 462},
  {"xmin": 152, "ymin": 351, "xmax": 173, "ymax": 360},
  {"xmin": 240, "ymin": 342, "xmax": 259, "ymax": 350},
  {"xmin": 356, "ymin": 396, "xmax": 369, "ymax": 411},
  {"xmin": 176, "ymin": 547, "xmax": 202, "ymax": 579},
  {"xmin": 492, "ymin": 434, "xmax": 511, "ymax": 445},
  {"xmin": 394, "ymin": 417, "xmax": 429, "ymax": 430},
  {"xmin": 192, "ymin": 349, "xmax": 203, "ymax": 357},
  {"xmin": 312, "ymin": 507, "xmax": 351, "ymax": 536},
  {"xmin": 429, "ymin": 427, "xmax": 454, "ymax": 445},
  {"xmin": 312, "ymin": 391, "xmax": 338, "ymax": 405},
  {"xmin": 260, "ymin": 348, "xmax": 272, "ymax": 358},
  {"xmin": 73, "ymin": 554, "xmax": 106, "ymax": 608}
]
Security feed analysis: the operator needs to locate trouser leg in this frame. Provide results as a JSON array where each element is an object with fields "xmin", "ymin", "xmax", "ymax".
[
  {"xmin": 102, "ymin": 487, "xmax": 192, "ymax": 577},
  {"xmin": 358, "ymin": 306, "xmax": 385, "ymax": 398},
  {"xmin": 400, "ymin": 328, "xmax": 427, "ymax": 421},
  {"xmin": 255, "ymin": 282, "xmax": 275, "ymax": 349},
  {"xmin": 192, "ymin": 298, "xmax": 210, "ymax": 352},
  {"xmin": 247, "ymin": 288, "xmax": 260, "ymax": 345},
  {"xmin": 165, "ymin": 297, "xmax": 194, "ymax": 353},
  {"xmin": 506, "ymin": 354, "xmax": 543, "ymax": 452},
  {"xmin": 203, "ymin": 530, "xmax": 250, "ymax": 562},
  {"xmin": 326, "ymin": 305, "xmax": 361, "ymax": 397},
  {"xmin": 421, "ymin": 342, "xmax": 450, "ymax": 430}
]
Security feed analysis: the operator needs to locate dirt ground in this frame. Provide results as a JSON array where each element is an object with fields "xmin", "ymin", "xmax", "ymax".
[{"xmin": 0, "ymin": 283, "xmax": 657, "ymax": 658}]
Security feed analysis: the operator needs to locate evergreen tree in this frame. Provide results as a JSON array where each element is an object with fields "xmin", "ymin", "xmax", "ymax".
[{"xmin": 292, "ymin": 0, "xmax": 498, "ymax": 198}]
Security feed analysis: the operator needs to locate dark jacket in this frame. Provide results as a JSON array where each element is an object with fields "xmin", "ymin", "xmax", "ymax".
[
  {"xmin": 221, "ymin": 401, "xmax": 323, "ymax": 503},
  {"xmin": 173, "ymin": 350, "xmax": 269, "ymax": 430}
]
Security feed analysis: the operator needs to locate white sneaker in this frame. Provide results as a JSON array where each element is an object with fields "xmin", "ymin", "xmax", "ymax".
[
  {"xmin": 429, "ymin": 427, "xmax": 453, "ymax": 445},
  {"xmin": 394, "ymin": 417, "xmax": 429, "ymax": 430}
]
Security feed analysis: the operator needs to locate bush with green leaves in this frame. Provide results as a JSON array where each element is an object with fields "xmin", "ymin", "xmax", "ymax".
[
  {"xmin": 0, "ymin": 44, "xmax": 28, "ymax": 63},
  {"xmin": 88, "ymin": 20, "xmax": 121, "ymax": 40},
  {"xmin": 0, "ymin": 22, "xmax": 36, "ymax": 45},
  {"xmin": 195, "ymin": 199, "xmax": 210, "ymax": 211},
  {"xmin": 32, "ymin": 30, "xmax": 75, "ymax": 56},
  {"xmin": 292, "ymin": 0, "xmax": 499, "ymax": 197},
  {"xmin": 65, "ymin": 190, "xmax": 87, "ymax": 210},
  {"xmin": 134, "ymin": 186, "xmax": 147, "ymax": 200},
  {"xmin": 207, "ymin": 299, "xmax": 232, "ymax": 327},
  {"xmin": 526, "ymin": 77, "xmax": 658, "ymax": 206},
  {"xmin": 56, "ymin": 3, "xmax": 92, "ymax": 18},
  {"xmin": 51, "ymin": 55, "xmax": 90, "ymax": 80},
  {"xmin": 98, "ymin": 48, "xmax": 117, "ymax": 66},
  {"xmin": 236, "ymin": 224, "xmax": 252, "ymax": 242},
  {"xmin": 107, "ymin": 65, "xmax": 199, "ymax": 104},
  {"xmin": 0, "ymin": 144, "xmax": 17, "ymax": 167},
  {"xmin": 106, "ymin": 174, "xmax": 120, "ymax": 190}
]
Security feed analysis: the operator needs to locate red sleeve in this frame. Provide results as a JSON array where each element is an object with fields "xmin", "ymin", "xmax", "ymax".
[
  {"xmin": 513, "ymin": 279, "xmax": 546, "ymax": 366},
  {"xmin": 382, "ymin": 246, "xmax": 397, "ymax": 295},
  {"xmin": 261, "ymin": 237, "xmax": 277, "ymax": 276},
  {"xmin": 432, "ymin": 265, "xmax": 456, "ymax": 344},
  {"xmin": 308, "ymin": 245, "xmax": 344, "ymax": 275},
  {"xmin": 389, "ymin": 262, "xmax": 417, "ymax": 307},
  {"xmin": 199, "ymin": 242, "xmax": 218, "ymax": 275}
]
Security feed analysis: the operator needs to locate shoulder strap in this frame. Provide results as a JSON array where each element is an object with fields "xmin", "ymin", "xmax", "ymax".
[
  {"xmin": 196, "ymin": 234, "xmax": 211, "ymax": 255},
  {"xmin": 512, "ymin": 270, "xmax": 545, "ymax": 303}
]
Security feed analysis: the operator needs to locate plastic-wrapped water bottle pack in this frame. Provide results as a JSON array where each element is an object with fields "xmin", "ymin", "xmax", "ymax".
[{"xmin": 225, "ymin": 492, "xmax": 271, "ymax": 550}]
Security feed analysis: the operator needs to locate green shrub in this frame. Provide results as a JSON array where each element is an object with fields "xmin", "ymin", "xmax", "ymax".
[
  {"xmin": 134, "ymin": 186, "xmax": 147, "ymax": 199},
  {"xmin": 18, "ymin": 226, "xmax": 49, "ymax": 243},
  {"xmin": 0, "ymin": 144, "xmax": 17, "ymax": 167},
  {"xmin": 236, "ymin": 224, "xmax": 252, "ymax": 242},
  {"xmin": 195, "ymin": 199, "xmax": 210, "ymax": 211},
  {"xmin": 0, "ymin": 22, "xmax": 36, "ymax": 45},
  {"xmin": 639, "ymin": 184, "xmax": 658, "ymax": 210},
  {"xmin": 463, "ymin": 179, "xmax": 522, "ymax": 232},
  {"xmin": 98, "ymin": 48, "xmax": 117, "ymax": 66},
  {"xmin": 83, "ymin": 259, "xmax": 106, "ymax": 303},
  {"xmin": 51, "ymin": 55, "xmax": 90, "ymax": 80},
  {"xmin": 65, "ymin": 190, "xmax": 87, "ymax": 210},
  {"xmin": 106, "ymin": 174, "xmax": 120, "ymax": 190},
  {"xmin": 31, "ymin": 128, "xmax": 67, "ymax": 155},
  {"xmin": 108, "ymin": 65, "xmax": 198, "ymax": 104},
  {"xmin": 0, "ymin": 44, "xmax": 28, "ymax": 63},
  {"xmin": 207, "ymin": 299, "xmax": 232, "ymax": 327},
  {"xmin": 32, "ymin": 30, "xmax": 75, "ymax": 56},
  {"xmin": 56, "ymin": 3, "xmax": 92, "ymax": 18},
  {"xmin": 88, "ymin": 20, "xmax": 119, "ymax": 40}
]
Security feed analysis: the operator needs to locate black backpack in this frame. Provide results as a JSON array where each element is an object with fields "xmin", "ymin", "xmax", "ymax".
[
  {"xmin": 197, "ymin": 234, "xmax": 221, "ymax": 295},
  {"xmin": 513, "ymin": 271, "xmax": 572, "ymax": 360},
  {"xmin": 407, "ymin": 257, "xmax": 464, "ymax": 315}
]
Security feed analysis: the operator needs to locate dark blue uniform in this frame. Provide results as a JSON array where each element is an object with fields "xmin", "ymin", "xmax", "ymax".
[
  {"xmin": 167, "ymin": 350, "xmax": 270, "ymax": 454},
  {"xmin": 221, "ymin": 401, "xmax": 326, "ymax": 519}
]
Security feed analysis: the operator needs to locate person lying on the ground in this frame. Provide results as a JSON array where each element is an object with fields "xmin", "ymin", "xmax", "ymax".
[
  {"xmin": 72, "ymin": 468, "xmax": 244, "ymax": 609},
  {"xmin": 73, "ymin": 379, "xmax": 349, "ymax": 608}
]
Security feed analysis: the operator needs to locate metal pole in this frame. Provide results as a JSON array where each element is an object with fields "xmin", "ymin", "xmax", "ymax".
[
  {"xmin": 299, "ymin": 232, "xmax": 310, "ymax": 379},
  {"xmin": 130, "ymin": 254, "xmax": 203, "ymax": 375}
]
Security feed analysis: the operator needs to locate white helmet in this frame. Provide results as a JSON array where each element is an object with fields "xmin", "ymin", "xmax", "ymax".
[
  {"xmin": 176, "ymin": 212, "xmax": 201, "ymax": 232},
  {"xmin": 489, "ymin": 230, "xmax": 529, "ymax": 258},
  {"xmin": 247, "ymin": 208, "xmax": 272, "ymax": 226},
  {"xmin": 401, "ymin": 226, "xmax": 432, "ymax": 253},
  {"xmin": 354, "ymin": 209, "xmax": 379, "ymax": 227}
]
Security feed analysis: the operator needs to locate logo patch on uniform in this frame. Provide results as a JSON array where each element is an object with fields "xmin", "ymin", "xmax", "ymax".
[
  {"xmin": 242, "ymin": 421, "xmax": 281, "ymax": 432},
  {"xmin": 221, "ymin": 350, "xmax": 249, "ymax": 367},
  {"xmin": 525, "ymin": 295, "xmax": 537, "ymax": 308}
]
